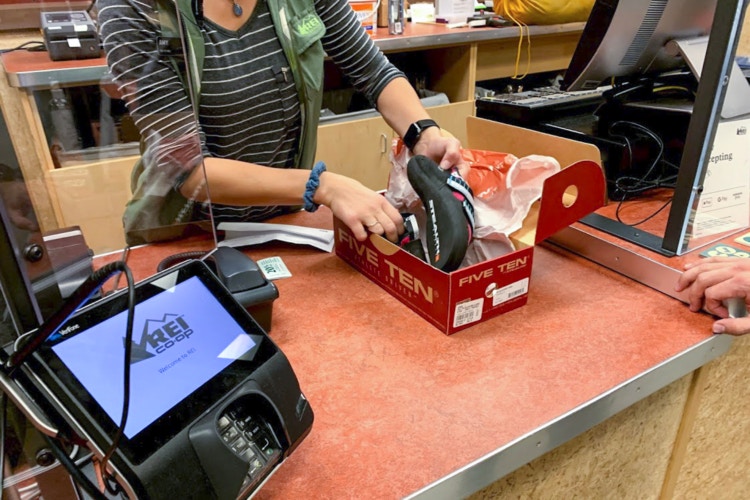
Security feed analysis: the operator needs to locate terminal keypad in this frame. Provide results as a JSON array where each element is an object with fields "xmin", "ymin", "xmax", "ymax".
[{"xmin": 217, "ymin": 405, "xmax": 282, "ymax": 492}]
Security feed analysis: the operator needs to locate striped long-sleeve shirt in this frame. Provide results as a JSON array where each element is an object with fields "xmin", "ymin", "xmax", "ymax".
[{"xmin": 97, "ymin": 0, "xmax": 404, "ymax": 223}]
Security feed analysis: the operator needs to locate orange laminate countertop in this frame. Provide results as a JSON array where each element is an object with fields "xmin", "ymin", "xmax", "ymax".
[{"xmin": 98, "ymin": 207, "xmax": 722, "ymax": 499}]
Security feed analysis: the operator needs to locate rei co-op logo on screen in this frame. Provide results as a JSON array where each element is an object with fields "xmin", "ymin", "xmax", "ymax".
[{"xmin": 127, "ymin": 313, "xmax": 194, "ymax": 363}]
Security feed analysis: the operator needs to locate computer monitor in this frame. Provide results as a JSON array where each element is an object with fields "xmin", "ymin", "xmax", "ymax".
[
  {"xmin": 562, "ymin": 0, "xmax": 717, "ymax": 92},
  {"xmin": 557, "ymin": 0, "xmax": 750, "ymax": 257}
]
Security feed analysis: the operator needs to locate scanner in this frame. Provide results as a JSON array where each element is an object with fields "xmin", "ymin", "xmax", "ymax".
[
  {"xmin": 1, "ymin": 259, "xmax": 313, "ymax": 499},
  {"xmin": 202, "ymin": 247, "xmax": 279, "ymax": 332},
  {"xmin": 156, "ymin": 247, "xmax": 279, "ymax": 332}
]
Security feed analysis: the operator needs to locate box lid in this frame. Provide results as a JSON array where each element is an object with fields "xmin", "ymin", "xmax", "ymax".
[
  {"xmin": 465, "ymin": 116, "xmax": 606, "ymax": 245},
  {"xmin": 466, "ymin": 117, "xmax": 602, "ymax": 167},
  {"xmin": 534, "ymin": 159, "xmax": 606, "ymax": 243}
]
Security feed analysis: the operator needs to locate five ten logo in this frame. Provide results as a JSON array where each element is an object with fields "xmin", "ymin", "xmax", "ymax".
[{"xmin": 127, "ymin": 313, "xmax": 194, "ymax": 364}]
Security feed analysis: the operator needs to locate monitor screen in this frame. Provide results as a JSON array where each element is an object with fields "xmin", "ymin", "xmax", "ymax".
[
  {"xmin": 48, "ymin": 274, "xmax": 257, "ymax": 439},
  {"xmin": 563, "ymin": 0, "xmax": 718, "ymax": 91}
]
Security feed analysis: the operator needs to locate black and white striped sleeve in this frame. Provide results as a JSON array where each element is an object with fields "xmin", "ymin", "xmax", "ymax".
[
  {"xmin": 97, "ymin": 0, "xmax": 204, "ymax": 186},
  {"xmin": 315, "ymin": 0, "xmax": 406, "ymax": 108}
]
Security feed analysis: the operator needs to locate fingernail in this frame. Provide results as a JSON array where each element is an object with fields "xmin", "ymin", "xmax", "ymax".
[{"xmin": 713, "ymin": 323, "xmax": 726, "ymax": 334}]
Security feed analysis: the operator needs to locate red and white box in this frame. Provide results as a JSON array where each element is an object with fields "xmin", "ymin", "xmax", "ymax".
[{"xmin": 334, "ymin": 117, "xmax": 607, "ymax": 334}]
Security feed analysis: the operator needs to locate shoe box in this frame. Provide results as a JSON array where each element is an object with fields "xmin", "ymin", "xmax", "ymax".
[{"xmin": 334, "ymin": 117, "xmax": 606, "ymax": 335}]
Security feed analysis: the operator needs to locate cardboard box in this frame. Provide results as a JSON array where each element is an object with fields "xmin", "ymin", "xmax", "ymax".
[
  {"xmin": 334, "ymin": 117, "xmax": 606, "ymax": 334},
  {"xmin": 349, "ymin": 0, "xmax": 378, "ymax": 34}
]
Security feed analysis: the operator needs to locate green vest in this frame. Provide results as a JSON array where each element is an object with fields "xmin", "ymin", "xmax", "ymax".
[{"xmin": 123, "ymin": 0, "xmax": 325, "ymax": 244}]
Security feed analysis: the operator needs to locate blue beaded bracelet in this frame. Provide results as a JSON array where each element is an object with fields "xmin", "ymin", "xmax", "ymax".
[{"xmin": 303, "ymin": 161, "xmax": 327, "ymax": 212}]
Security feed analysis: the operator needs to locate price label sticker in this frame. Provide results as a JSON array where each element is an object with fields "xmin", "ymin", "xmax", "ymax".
[
  {"xmin": 257, "ymin": 256, "xmax": 292, "ymax": 280},
  {"xmin": 453, "ymin": 298, "xmax": 483, "ymax": 328},
  {"xmin": 492, "ymin": 278, "xmax": 529, "ymax": 306}
]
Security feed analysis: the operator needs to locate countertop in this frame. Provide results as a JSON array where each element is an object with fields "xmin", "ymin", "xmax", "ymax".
[
  {"xmin": 0, "ymin": 22, "xmax": 584, "ymax": 89},
  {"xmin": 98, "ymin": 207, "xmax": 726, "ymax": 499}
]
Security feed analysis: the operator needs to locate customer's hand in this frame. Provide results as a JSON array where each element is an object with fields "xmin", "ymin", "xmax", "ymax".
[
  {"xmin": 412, "ymin": 127, "xmax": 468, "ymax": 177},
  {"xmin": 675, "ymin": 256, "xmax": 750, "ymax": 335},
  {"xmin": 314, "ymin": 171, "xmax": 404, "ymax": 242}
]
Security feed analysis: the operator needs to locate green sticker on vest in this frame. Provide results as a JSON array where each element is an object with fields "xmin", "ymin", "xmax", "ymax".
[{"xmin": 294, "ymin": 13, "xmax": 324, "ymax": 37}]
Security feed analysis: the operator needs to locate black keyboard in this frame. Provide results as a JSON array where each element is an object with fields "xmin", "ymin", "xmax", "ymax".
[{"xmin": 476, "ymin": 86, "xmax": 609, "ymax": 126}]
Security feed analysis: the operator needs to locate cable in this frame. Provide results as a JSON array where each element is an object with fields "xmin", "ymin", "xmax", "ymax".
[
  {"xmin": 156, "ymin": 250, "xmax": 208, "ymax": 272},
  {"xmin": 615, "ymin": 196, "xmax": 674, "ymax": 227},
  {"xmin": 41, "ymin": 434, "xmax": 107, "ymax": 500},
  {"xmin": 4, "ymin": 262, "xmax": 135, "ymax": 497},
  {"xmin": 108, "ymin": 247, "xmax": 131, "ymax": 295},
  {"xmin": 0, "ymin": 42, "xmax": 46, "ymax": 54},
  {"xmin": 605, "ymin": 120, "xmax": 682, "ymax": 227},
  {"xmin": 6, "ymin": 262, "xmax": 132, "ymax": 372},
  {"xmin": 607, "ymin": 120, "xmax": 667, "ymax": 199},
  {"xmin": 98, "ymin": 265, "xmax": 135, "ymax": 494}
]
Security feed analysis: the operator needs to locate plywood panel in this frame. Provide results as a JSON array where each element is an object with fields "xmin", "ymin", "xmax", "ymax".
[
  {"xmin": 475, "ymin": 32, "xmax": 581, "ymax": 82},
  {"xmin": 468, "ymin": 376, "xmax": 691, "ymax": 499},
  {"xmin": 738, "ymin": 9, "xmax": 750, "ymax": 56},
  {"xmin": 670, "ymin": 335, "xmax": 750, "ymax": 499},
  {"xmin": 47, "ymin": 156, "xmax": 137, "ymax": 254},
  {"xmin": 315, "ymin": 101, "xmax": 474, "ymax": 191},
  {"xmin": 0, "ymin": 32, "xmax": 60, "ymax": 232}
]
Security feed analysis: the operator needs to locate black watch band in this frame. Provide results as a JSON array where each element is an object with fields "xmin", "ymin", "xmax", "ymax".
[{"xmin": 403, "ymin": 119, "xmax": 439, "ymax": 151}]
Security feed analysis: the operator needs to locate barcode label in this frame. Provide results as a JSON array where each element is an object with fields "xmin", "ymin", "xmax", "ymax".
[
  {"xmin": 257, "ymin": 256, "xmax": 292, "ymax": 280},
  {"xmin": 453, "ymin": 298, "xmax": 484, "ymax": 328},
  {"xmin": 492, "ymin": 278, "xmax": 529, "ymax": 306}
]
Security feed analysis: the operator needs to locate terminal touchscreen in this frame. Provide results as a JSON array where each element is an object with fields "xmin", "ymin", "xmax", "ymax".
[{"xmin": 13, "ymin": 259, "xmax": 313, "ymax": 499}]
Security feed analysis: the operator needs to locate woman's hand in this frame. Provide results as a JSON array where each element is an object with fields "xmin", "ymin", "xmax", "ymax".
[
  {"xmin": 675, "ymin": 256, "xmax": 750, "ymax": 335},
  {"xmin": 412, "ymin": 127, "xmax": 468, "ymax": 177},
  {"xmin": 314, "ymin": 171, "xmax": 404, "ymax": 242}
]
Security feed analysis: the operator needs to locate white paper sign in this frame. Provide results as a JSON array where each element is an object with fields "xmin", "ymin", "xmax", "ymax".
[
  {"xmin": 434, "ymin": 0, "xmax": 474, "ymax": 18},
  {"xmin": 692, "ymin": 117, "xmax": 750, "ymax": 239}
]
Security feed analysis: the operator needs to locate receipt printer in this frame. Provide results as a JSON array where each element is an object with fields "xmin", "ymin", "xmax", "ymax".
[{"xmin": 41, "ymin": 11, "xmax": 100, "ymax": 61}]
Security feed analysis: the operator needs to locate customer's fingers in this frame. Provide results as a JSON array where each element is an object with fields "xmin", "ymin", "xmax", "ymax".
[{"xmin": 711, "ymin": 317, "xmax": 750, "ymax": 335}]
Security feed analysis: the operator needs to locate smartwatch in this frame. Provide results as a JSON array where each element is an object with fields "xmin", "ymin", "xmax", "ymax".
[{"xmin": 403, "ymin": 119, "xmax": 439, "ymax": 151}]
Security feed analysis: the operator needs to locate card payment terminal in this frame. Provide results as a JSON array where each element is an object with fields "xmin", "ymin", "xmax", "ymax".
[{"xmin": 1, "ymin": 259, "xmax": 313, "ymax": 499}]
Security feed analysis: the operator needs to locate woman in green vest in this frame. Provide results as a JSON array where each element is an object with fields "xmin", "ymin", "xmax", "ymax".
[{"xmin": 97, "ymin": 0, "xmax": 466, "ymax": 245}]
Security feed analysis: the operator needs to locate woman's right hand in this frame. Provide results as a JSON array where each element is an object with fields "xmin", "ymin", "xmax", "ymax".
[{"xmin": 314, "ymin": 171, "xmax": 404, "ymax": 242}]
